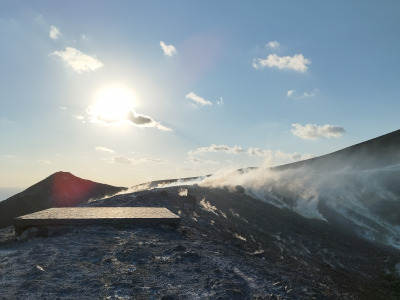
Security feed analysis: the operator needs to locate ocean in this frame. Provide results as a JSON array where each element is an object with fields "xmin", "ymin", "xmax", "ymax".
[{"xmin": 0, "ymin": 188, "xmax": 23, "ymax": 202}]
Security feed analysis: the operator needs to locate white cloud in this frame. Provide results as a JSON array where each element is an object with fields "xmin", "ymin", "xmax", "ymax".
[
  {"xmin": 188, "ymin": 157, "xmax": 220, "ymax": 164},
  {"xmin": 247, "ymin": 148, "xmax": 272, "ymax": 157},
  {"xmin": 59, "ymin": 106, "xmax": 67, "ymax": 110},
  {"xmin": 155, "ymin": 123, "xmax": 173, "ymax": 132},
  {"xmin": 160, "ymin": 41, "xmax": 177, "ymax": 56},
  {"xmin": 287, "ymin": 89, "xmax": 318, "ymax": 99},
  {"xmin": 141, "ymin": 158, "xmax": 168, "ymax": 163},
  {"xmin": 266, "ymin": 41, "xmax": 280, "ymax": 49},
  {"xmin": 87, "ymin": 107, "xmax": 172, "ymax": 132},
  {"xmin": 287, "ymin": 90, "xmax": 295, "ymax": 97},
  {"xmin": 113, "ymin": 156, "xmax": 167, "ymax": 165},
  {"xmin": 189, "ymin": 144, "xmax": 245, "ymax": 155},
  {"xmin": 39, "ymin": 159, "xmax": 53, "ymax": 165},
  {"xmin": 187, "ymin": 143, "xmax": 316, "ymax": 167},
  {"xmin": 125, "ymin": 111, "xmax": 172, "ymax": 131},
  {"xmin": 301, "ymin": 90, "xmax": 318, "ymax": 98},
  {"xmin": 113, "ymin": 156, "xmax": 134, "ymax": 165},
  {"xmin": 49, "ymin": 25, "xmax": 60, "ymax": 40},
  {"xmin": 95, "ymin": 146, "xmax": 114, "ymax": 153},
  {"xmin": 253, "ymin": 53, "xmax": 311, "ymax": 72},
  {"xmin": 291, "ymin": 123, "xmax": 345, "ymax": 140},
  {"xmin": 51, "ymin": 47, "xmax": 104, "ymax": 73},
  {"xmin": 275, "ymin": 150, "xmax": 315, "ymax": 161},
  {"xmin": 217, "ymin": 97, "xmax": 224, "ymax": 106},
  {"xmin": 186, "ymin": 92, "xmax": 212, "ymax": 106}
]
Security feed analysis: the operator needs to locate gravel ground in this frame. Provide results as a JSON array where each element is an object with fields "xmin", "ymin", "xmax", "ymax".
[{"xmin": 1, "ymin": 186, "xmax": 400, "ymax": 299}]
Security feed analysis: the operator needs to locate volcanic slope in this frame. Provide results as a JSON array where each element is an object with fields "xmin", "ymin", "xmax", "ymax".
[
  {"xmin": 273, "ymin": 129, "xmax": 400, "ymax": 172},
  {"xmin": 184, "ymin": 129, "xmax": 400, "ymax": 249},
  {"xmin": 1, "ymin": 130, "xmax": 400, "ymax": 298},
  {"xmin": 0, "ymin": 171, "xmax": 126, "ymax": 229},
  {"xmin": 1, "ymin": 185, "xmax": 400, "ymax": 299}
]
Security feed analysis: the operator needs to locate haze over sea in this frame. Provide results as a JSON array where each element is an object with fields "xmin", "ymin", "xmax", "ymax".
[{"xmin": 0, "ymin": 188, "xmax": 22, "ymax": 202}]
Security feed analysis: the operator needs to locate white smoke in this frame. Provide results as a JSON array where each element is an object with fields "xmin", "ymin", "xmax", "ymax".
[
  {"xmin": 113, "ymin": 156, "xmax": 400, "ymax": 248},
  {"xmin": 199, "ymin": 167, "xmax": 327, "ymax": 220},
  {"xmin": 156, "ymin": 164, "xmax": 400, "ymax": 249},
  {"xmin": 178, "ymin": 188, "xmax": 188, "ymax": 197}
]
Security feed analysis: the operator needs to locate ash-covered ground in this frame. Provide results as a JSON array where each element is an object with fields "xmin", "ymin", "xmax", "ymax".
[{"xmin": 1, "ymin": 185, "xmax": 400, "ymax": 299}]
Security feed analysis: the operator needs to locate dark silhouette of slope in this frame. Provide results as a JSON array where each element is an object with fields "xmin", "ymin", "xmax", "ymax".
[
  {"xmin": 74, "ymin": 185, "xmax": 400, "ymax": 299},
  {"xmin": 129, "ymin": 130, "xmax": 400, "ymax": 192},
  {"xmin": 274, "ymin": 129, "xmax": 400, "ymax": 172},
  {"xmin": 1, "ymin": 130, "xmax": 400, "ymax": 298},
  {"xmin": 0, "ymin": 171, "xmax": 126, "ymax": 229}
]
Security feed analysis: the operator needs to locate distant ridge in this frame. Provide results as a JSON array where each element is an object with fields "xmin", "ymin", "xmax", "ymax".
[
  {"xmin": 2, "ymin": 130, "xmax": 399, "ymax": 229},
  {"xmin": 273, "ymin": 129, "xmax": 400, "ymax": 172},
  {"xmin": 127, "ymin": 130, "xmax": 400, "ymax": 190},
  {"xmin": 0, "ymin": 171, "xmax": 126, "ymax": 229}
]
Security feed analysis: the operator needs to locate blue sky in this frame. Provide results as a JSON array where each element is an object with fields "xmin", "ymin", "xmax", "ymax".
[{"xmin": 1, "ymin": 1, "xmax": 400, "ymax": 189}]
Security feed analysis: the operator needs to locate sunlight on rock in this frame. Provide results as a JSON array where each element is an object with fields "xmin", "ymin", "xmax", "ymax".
[
  {"xmin": 233, "ymin": 233, "xmax": 247, "ymax": 241},
  {"xmin": 199, "ymin": 198, "xmax": 219, "ymax": 216},
  {"xmin": 178, "ymin": 188, "xmax": 188, "ymax": 197}
]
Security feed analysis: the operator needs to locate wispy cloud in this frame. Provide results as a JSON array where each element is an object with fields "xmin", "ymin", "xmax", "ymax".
[
  {"xmin": 0, "ymin": 118, "xmax": 12, "ymax": 125},
  {"xmin": 187, "ymin": 143, "xmax": 315, "ymax": 166},
  {"xmin": 275, "ymin": 150, "xmax": 315, "ymax": 161},
  {"xmin": 291, "ymin": 123, "xmax": 345, "ymax": 140},
  {"xmin": 95, "ymin": 146, "xmax": 114, "ymax": 153},
  {"xmin": 87, "ymin": 106, "xmax": 172, "ymax": 132},
  {"xmin": 186, "ymin": 92, "xmax": 212, "ymax": 106},
  {"xmin": 266, "ymin": 41, "xmax": 280, "ymax": 49},
  {"xmin": 113, "ymin": 156, "xmax": 133, "ymax": 165},
  {"xmin": 287, "ymin": 89, "xmax": 318, "ymax": 99},
  {"xmin": 253, "ymin": 53, "xmax": 311, "ymax": 72},
  {"xmin": 217, "ymin": 97, "xmax": 224, "ymax": 106},
  {"xmin": 39, "ymin": 159, "xmax": 53, "ymax": 165},
  {"xmin": 141, "ymin": 158, "xmax": 168, "ymax": 163},
  {"xmin": 51, "ymin": 47, "xmax": 104, "ymax": 73},
  {"xmin": 160, "ymin": 41, "xmax": 177, "ymax": 56},
  {"xmin": 125, "ymin": 111, "xmax": 172, "ymax": 131},
  {"xmin": 188, "ymin": 157, "xmax": 220, "ymax": 164},
  {"xmin": 247, "ymin": 148, "xmax": 272, "ymax": 157},
  {"xmin": 49, "ymin": 25, "xmax": 60, "ymax": 40},
  {"xmin": 300, "ymin": 90, "xmax": 318, "ymax": 98},
  {"xmin": 189, "ymin": 144, "xmax": 245, "ymax": 155},
  {"xmin": 287, "ymin": 90, "xmax": 295, "ymax": 97},
  {"xmin": 113, "ymin": 156, "xmax": 168, "ymax": 165}
]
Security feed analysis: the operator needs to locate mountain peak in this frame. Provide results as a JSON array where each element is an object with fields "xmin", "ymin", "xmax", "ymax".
[{"xmin": 0, "ymin": 172, "xmax": 126, "ymax": 229}]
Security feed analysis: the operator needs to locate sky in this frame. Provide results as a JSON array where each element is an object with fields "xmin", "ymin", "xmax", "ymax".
[{"xmin": 1, "ymin": 1, "xmax": 400, "ymax": 190}]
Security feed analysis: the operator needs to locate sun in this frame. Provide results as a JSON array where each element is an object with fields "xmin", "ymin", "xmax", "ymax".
[{"xmin": 88, "ymin": 85, "xmax": 135, "ymax": 124}]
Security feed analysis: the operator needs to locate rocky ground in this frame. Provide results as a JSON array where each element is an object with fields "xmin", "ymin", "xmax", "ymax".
[{"xmin": 1, "ymin": 185, "xmax": 400, "ymax": 299}]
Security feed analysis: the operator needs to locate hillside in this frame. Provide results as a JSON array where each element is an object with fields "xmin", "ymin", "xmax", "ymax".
[
  {"xmin": 129, "ymin": 130, "xmax": 400, "ymax": 249},
  {"xmin": 0, "ymin": 171, "xmax": 126, "ymax": 229},
  {"xmin": 1, "ymin": 185, "xmax": 400, "ymax": 299},
  {"xmin": 0, "ymin": 130, "xmax": 400, "ymax": 298},
  {"xmin": 273, "ymin": 129, "xmax": 400, "ymax": 172}
]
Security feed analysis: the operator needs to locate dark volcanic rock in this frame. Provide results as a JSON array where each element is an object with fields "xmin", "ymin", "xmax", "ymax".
[
  {"xmin": 0, "ymin": 171, "xmax": 126, "ymax": 229},
  {"xmin": 2, "ymin": 185, "xmax": 398, "ymax": 299},
  {"xmin": 1, "ymin": 130, "xmax": 400, "ymax": 298}
]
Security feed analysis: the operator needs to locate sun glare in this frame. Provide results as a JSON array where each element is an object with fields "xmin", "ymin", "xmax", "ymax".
[{"xmin": 89, "ymin": 85, "xmax": 135, "ymax": 124}]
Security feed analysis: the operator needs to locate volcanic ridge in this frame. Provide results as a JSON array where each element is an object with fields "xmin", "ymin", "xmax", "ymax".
[{"xmin": 1, "ymin": 130, "xmax": 400, "ymax": 299}]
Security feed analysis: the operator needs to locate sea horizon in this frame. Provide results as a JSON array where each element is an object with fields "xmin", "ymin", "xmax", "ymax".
[{"xmin": 0, "ymin": 188, "xmax": 23, "ymax": 202}]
